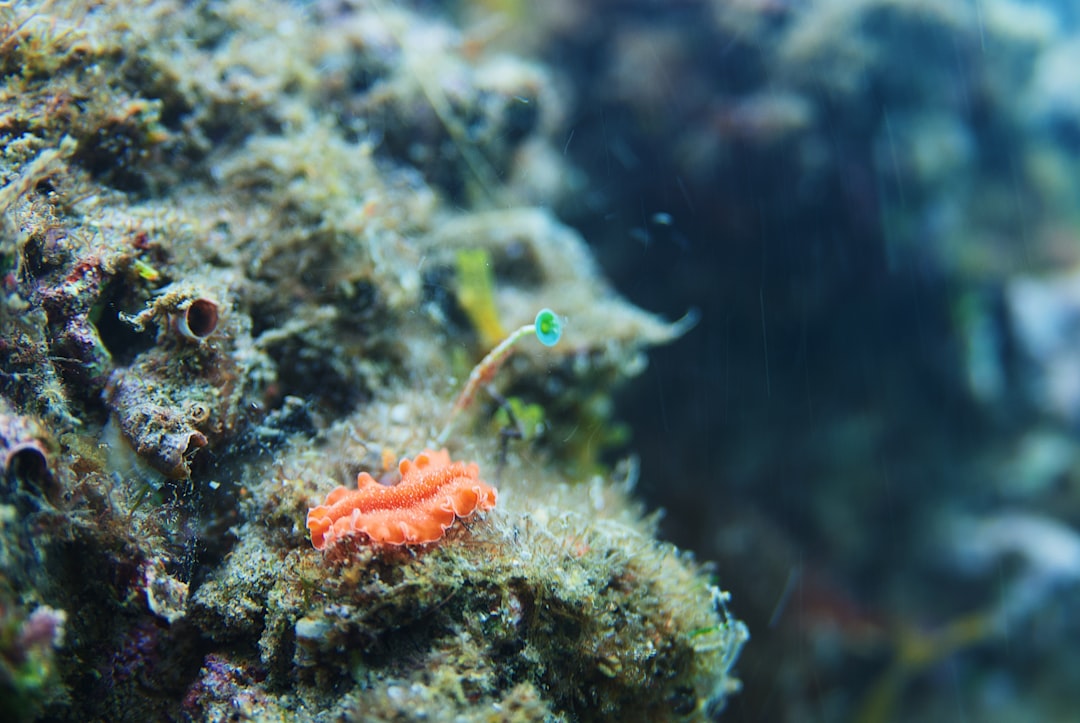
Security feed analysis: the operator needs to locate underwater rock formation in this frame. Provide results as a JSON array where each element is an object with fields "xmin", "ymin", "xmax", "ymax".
[{"xmin": 0, "ymin": 1, "xmax": 746, "ymax": 721}]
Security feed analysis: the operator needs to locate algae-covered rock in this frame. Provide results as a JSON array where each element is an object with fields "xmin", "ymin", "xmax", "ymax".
[{"xmin": 0, "ymin": 1, "xmax": 746, "ymax": 721}]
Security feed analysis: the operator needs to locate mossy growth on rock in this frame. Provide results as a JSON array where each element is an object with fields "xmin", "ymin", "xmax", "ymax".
[{"xmin": 193, "ymin": 487, "xmax": 747, "ymax": 722}]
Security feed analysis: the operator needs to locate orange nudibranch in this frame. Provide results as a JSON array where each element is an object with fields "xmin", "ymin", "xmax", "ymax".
[{"xmin": 306, "ymin": 449, "xmax": 497, "ymax": 549}]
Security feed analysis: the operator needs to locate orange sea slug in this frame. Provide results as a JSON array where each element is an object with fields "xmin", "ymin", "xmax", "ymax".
[{"xmin": 306, "ymin": 448, "xmax": 497, "ymax": 549}]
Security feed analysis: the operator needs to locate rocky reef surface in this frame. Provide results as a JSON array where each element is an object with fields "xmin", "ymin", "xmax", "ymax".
[{"xmin": 0, "ymin": 2, "xmax": 746, "ymax": 721}]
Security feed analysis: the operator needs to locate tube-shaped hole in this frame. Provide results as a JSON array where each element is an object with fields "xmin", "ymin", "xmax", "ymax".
[
  {"xmin": 5, "ymin": 443, "xmax": 50, "ymax": 485},
  {"xmin": 173, "ymin": 298, "xmax": 219, "ymax": 340}
]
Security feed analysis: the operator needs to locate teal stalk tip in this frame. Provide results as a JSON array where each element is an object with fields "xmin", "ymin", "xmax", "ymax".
[{"xmin": 534, "ymin": 308, "xmax": 562, "ymax": 347}]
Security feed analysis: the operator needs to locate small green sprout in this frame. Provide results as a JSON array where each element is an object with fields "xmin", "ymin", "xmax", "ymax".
[
  {"xmin": 436, "ymin": 308, "xmax": 563, "ymax": 445},
  {"xmin": 492, "ymin": 396, "xmax": 547, "ymax": 441},
  {"xmin": 132, "ymin": 258, "xmax": 161, "ymax": 282}
]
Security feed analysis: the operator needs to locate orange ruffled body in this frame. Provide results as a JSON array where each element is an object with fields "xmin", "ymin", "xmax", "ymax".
[{"xmin": 306, "ymin": 449, "xmax": 497, "ymax": 549}]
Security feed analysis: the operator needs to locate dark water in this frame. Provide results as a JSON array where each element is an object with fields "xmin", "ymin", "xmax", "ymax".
[{"xmin": 542, "ymin": 1, "xmax": 1080, "ymax": 720}]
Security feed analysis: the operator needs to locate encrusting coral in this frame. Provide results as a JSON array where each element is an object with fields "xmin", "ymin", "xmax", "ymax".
[{"xmin": 306, "ymin": 448, "xmax": 497, "ymax": 548}]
